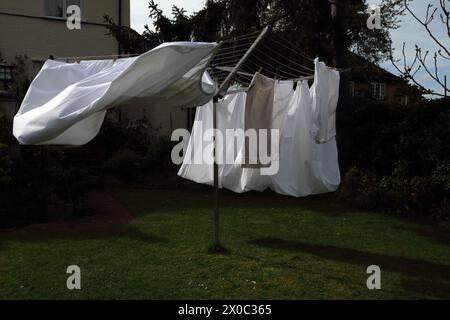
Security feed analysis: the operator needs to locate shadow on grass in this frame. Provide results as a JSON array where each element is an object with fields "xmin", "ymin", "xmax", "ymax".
[
  {"xmin": 0, "ymin": 225, "xmax": 168, "ymax": 250},
  {"xmin": 250, "ymin": 237, "xmax": 450, "ymax": 297},
  {"xmin": 396, "ymin": 225, "xmax": 450, "ymax": 247},
  {"xmin": 219, "ymin": 190, "xmax": 352, "ymax": 216},
  {"xmin": 207, "ymin": 243, "xmax": 230, "ymax": 255},
  {"xmin": 400, "ymin": 278, "xmax": 450, "ymax": 299},
  {"xmin": 248, "ymin": 237, "xmax": 450, "ymax": 282},
  {"xmin": 123, "ymin": 186, "xmax": 355, "ymax": 216}
]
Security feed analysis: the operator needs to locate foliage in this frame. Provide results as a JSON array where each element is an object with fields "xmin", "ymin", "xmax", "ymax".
[
  {"xmin": 97, "ymin": 116, "xmax": 178, "ymax": 184},
  {"xmin": 104, "ymin": 0, "xmax": 404, "ymax": 64},
  {"xmin": 0, "ymin": 113, "xmax": 103, "ymax": 226},
  {"xmin": 349, "ymin": 0, "xmax": 405, "ymax": 63},
  {"xmin": 103, "ymin": 14, "xmax": 155, "ymax": 54},
  {"xmin": 0, "ymin": 113, "xmax": 12, "ymax": 185},
  {"xmin": 338, "ymin": 98, "xmax": 450, "ymax": 220},
  {"xmin": 91, "ymin": 115, "xmax": 154, "ymax": 155},
  {"xmin": 11, "ymin": 54, "xmax": 31, "ymax": 100},
  {"xmin": 0, "ymin": 145, "xmax": 104, "ymax": 227},
  {"xmin": 339, "ymin": 167, "xmax": 449, "ymax": 220},
  {"xmin": 104, "ymin": 149, "xmax": 141, "ymax": 183},
  {"xmin": 0, "ymin": 144, "xmax": 11, "ymax": 185}
]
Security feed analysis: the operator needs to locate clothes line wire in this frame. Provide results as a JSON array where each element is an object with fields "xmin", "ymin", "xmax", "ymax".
[
  {"xmin": 249, "ymin": 51, "xmax": 312, "ymax": 77},
  {"xmin": 252, "ymin": 47, "xmax": 312, "ymax": 75},
  {"xmin": 212, "ymin": 57, "xmax": 245, "ymax": 67},
  {"xmin": 214, "ymin": 33, "xmax": 314, "ymax": 68},
  {"xmin": 212, "ymin": 48, "xmax": 253, "ymax": 59},
  {"xmin": 259, "ymin": 42, "xmax": 315, "ymax": 72},
  {"xmin": 247, "ymin": 60, "xmax": 302, "ymax": 79},
  {"xmin": 220, "ymin": 30, "xmax": 262, "ymax": 43},
  {"xmin": 213, "ymin": 66, "xmax": 255, "ymax": 78},
  {"xmin": 210, "ymin": 53, "xmax": 315, "ymax": 85},
  {"xmin": 214, "ymin": 41, "xmax": 259, "ymax": 54},
  {"xmin": 221, "ymin": 30, "xmax": 314, "ymax": 64},
  {"xmin": 266, "ymin": 34, "xmax": 315, "ymax": 63}
]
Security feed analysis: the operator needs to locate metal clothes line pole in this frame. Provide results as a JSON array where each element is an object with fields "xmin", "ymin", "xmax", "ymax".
[
  {"xmin": 211, "ymin": 27, "xmax": 269, "ymax": 250},
  {"xmin": 213, "ymin": 96, "xmax": 220, "ymax": 248}
]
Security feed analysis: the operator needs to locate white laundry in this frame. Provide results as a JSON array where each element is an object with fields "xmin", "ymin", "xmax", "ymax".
[
  {"xmin": 310, "ymin": 58, "xmax": 340, "ymax": 144},
  {"xmin": 271, "ymin": 80, "xmax": 340, "ymax": 197},
  {"xmin": 177, "ymin": 88, "xmax": 255, "ymax": 193},
  {"xmin": 271, "ymin": 81, "xmax": 316, "ymax": 196},
  {"xmin": 178, "ymin": 59, "xmax": 341, "ymax": 197},
  {"xmin": 13, "ymin": 42, "xmax": 218, "ymax": 145}
]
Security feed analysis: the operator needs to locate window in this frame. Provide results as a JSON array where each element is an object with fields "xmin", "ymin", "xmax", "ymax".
[
  {"xmin": 0, "ymin": 65, "xmax": 13, "ymax": 81},
  {"xmin": 45, "ymin": 0, "xmax": 63, "ymax": 18},
  {"xmin": 45, "ymin": 0, "xmax": 81, "ymax": 19},
  {"xmin": 0, "ymin": 65, "xmax": 13, "ymax": 92},
  {"xmin": 401, "ymin": 95, "xmax": 409, "ymax": 106},
  {"xmin": 371, "ymin": 82, "xmax": 386, "ymax": 100}
]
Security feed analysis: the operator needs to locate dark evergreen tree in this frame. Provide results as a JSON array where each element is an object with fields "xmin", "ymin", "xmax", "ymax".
[{"xmin": 104, "ymin": 0, "xmax": 403, "ymax": 64}]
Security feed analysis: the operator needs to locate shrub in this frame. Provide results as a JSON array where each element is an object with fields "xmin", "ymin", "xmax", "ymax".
[
  {"xmin": 338, "ymin": 165, "xmax": 450, "ymax": 221},
  {"xmin": 104, "ymin": 149, "xmax": 142, "ymax": 183},
  {"xmin": 339, "ymin": 98, "xmax": 450, "ymax": 221},
  {"xmin": 0, "ymin": 143, "xmax": 11, "ymax": 185}
]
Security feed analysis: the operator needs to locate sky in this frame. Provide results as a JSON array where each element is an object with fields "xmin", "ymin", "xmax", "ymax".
[
  {"xmin": 130, "ymin": 0, "xmax": 206, "ymax": 34},
  {"xmin": 367, "ymin": 0, "xmax": 450, "ymax": 96},
  {"xmin": 131, "ymin": 0, "xmax": 449, "ymax": 96}
]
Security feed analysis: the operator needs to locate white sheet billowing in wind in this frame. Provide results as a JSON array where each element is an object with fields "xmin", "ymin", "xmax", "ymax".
[
  {"xmin": 13, "ymin": 42, "xmax": 218, "ymax": 145},
  {"xmin": 178, "ymin": 59, "xmax": 341, "ymax": 197}
]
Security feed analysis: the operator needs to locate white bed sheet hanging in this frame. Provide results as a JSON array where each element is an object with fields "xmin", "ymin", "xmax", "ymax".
[
  {"xmin": 271, "ymin": 81, "xmax": 340, "ymax": 197},
  {"xmin": 13, "ymin": 42, "xmax": 218, "ymax": 145}
]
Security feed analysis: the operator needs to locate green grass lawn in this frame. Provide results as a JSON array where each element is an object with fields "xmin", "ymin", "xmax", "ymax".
[{"xmin": 1, "ymin": 187, "xmax": 450, "ymax": 299}]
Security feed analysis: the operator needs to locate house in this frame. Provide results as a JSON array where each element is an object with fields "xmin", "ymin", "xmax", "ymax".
[
  {"xmin": 0, "ymin": 0, "xmax": 130, "ymax": 118},
  {"xmin": 0, "ymin": 0, "xmax": 130, "ymax": 65},
  {"xmin": 348, "ymin": 52, "xmax": 423, "ymax": 106}
]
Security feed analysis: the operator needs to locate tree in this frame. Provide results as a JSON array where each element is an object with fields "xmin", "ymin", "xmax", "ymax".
[
  {"xmin": 104, "ymin": 0, "xmax": 403, "ymax": 65},
  {"xmin": 190, "ymin": 0, "xmax": 403, "ymax": 64},
  {"xmin": 391, "ymin": 0, "xmax": 450, "ymax": 97},
  {"xmin": 104, "ymin": 0, "xmax": 197, "ymax": 53},
  {"xmin": 348, "ymin": 0, "xmax": 405, "ymax": 63}
]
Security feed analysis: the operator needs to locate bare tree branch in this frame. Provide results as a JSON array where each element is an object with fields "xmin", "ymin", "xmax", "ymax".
[
  {"xmin": 391, "ymin": 0, "xmax": 450, "ymax": 97},
  {"xmin": 403, "ymin": 0, "xmax": 450, "ymax": 58},
  {"xmin": 390, "ymin": 42, "xmax": 438, "ymax": 96},
  {"xmin": 439, "ymin": 0, "xmax": 450, "ymax": 38}
]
